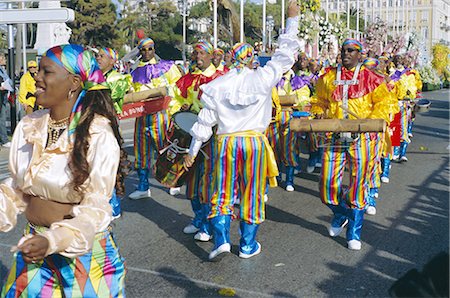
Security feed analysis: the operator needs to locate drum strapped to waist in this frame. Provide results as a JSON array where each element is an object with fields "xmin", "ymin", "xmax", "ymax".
[
  {"xmin": 154, "ymin": 111, "xmax": 210, "ymax": 188},
  {"xmin": 118, "ymin": 87, "xmax": 169, "ymax": 120},
  {"xmin": 289, "ymin": 119, "xmax": 386, "ymax": 133}
]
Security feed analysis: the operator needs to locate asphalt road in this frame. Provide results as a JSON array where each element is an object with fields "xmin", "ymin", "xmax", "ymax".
[{"xmin": 0, "ymin": 89, "xmax": 448, "ymax": 297}]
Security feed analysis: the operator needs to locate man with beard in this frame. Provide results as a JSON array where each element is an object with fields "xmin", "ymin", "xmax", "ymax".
[
  {"xmin": 18, "ymin": 60, "xmax": 39, "ymax": 114},
  {"xmin": 171, "ymin": 40, "xmax": 225, "ymax": 241},
  {"xmin": 311, "ymin": 39, "xmax": 391, "ymax": 250},
  {"xmin": 129, "ymin": 38, "xmax": 183, "ymax": 200}
]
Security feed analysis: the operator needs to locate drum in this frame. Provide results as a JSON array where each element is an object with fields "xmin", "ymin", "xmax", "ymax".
[{"xmin": 154, "ymin": 111, "xmax": 203, "ymax": 188}]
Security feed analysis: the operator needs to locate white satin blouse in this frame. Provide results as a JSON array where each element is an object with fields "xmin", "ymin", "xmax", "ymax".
[{"xmin": 0, "ymin": 109, "xmax": 120, "ymax": 257}]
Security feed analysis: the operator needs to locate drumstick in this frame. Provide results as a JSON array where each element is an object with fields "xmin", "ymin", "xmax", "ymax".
[{"xmin": 339, "ymin": 105, "xmax": 361, "ymax": 119}]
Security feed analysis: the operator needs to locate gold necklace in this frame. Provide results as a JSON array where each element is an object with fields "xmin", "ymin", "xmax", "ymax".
[{"xmin": 47, "ymin": 116, "xmax": 69, "ymax": 146}]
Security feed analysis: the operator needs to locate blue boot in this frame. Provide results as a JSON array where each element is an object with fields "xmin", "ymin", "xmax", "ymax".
[
  {"xmin": 408, "ymin": 121, "xmax": 414, "ymax": 137},
  {"xmin": 183, "ymin": 198, "xmax": 202, "ymax": 234},
  {"xmin": 285, "ymin": 166, "xmax": 295, "ymax": 191},
  {"xmin": 239, "ymin": 221, "xmax": 261, "ymax": 258},
  {"xmin": 129, "ymin": 168, "xmax": 151, "ymax": 200},
  {"xmin": 327, "ymin": 204, "xmax": 348, "ymax": 237},
  {"xmin": 381, "ymin": 157, "xmax": 391, "ymax": 183},
  {"xmin": 366, "ymin": 188, "xmax": 378, "ymax": 215},
  {"xmin": 393, "ymin": 146, "xmax": 400, "ymax": 161},
  {"xmin": 346, "ymin": 208, "xmax": 365, "ymax": 250},
  {"xmin": 209, "ymin": 215, "xmax": 231, "ymax": 260},
  {"xmin": 110, "ymin": 188, "xmax": 122, "ymax": 219},
  {"xmin": 399, "ymin": 141, "xmax": 409, "ymax": 162},
  {"xmin": 194, "ymin": 203, "xmax": 212, "ymax": 241}
]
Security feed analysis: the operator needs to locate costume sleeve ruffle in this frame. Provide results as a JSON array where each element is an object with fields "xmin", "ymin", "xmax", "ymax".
[{"xmin": 190, "ymin": 107, "xmax": 217, "ymax": 143}]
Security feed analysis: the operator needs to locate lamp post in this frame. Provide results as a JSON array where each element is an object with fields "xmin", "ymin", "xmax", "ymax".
[
  {"xmin": 266, "ymin": 15, "xmax": 274, "ymax": 51},
  {"xmin": 262, "ymin": 0, "xmax": 266, "ymax": 52},
  {"xmin": 177, "ymin": 0, "xmax": 187, "ymax": 63}
]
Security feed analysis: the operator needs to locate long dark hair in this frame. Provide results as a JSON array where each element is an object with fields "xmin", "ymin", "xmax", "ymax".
[{"xmin": 68, "ymin": 89, "xmax": 128, "ymax": 196}]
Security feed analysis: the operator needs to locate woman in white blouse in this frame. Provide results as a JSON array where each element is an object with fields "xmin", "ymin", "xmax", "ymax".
[{"xmin": 0, "ymin": 44, "xmax": 126, "ymax": 297}]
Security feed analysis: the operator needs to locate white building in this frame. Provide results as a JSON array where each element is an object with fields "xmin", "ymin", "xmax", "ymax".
[{"xmin": 321, "ymin": 0, "xmax": 450, "ymax": 49}]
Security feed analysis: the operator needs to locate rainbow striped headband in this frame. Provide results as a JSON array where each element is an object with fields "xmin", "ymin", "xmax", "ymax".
[
  {"xmin": 342, "ymin": 38, "xmax": 363, "ymax": 52},
  {"xmin": 101, "ymin": 47, "xmax": 118, "ymax": 61},
  {"xmin": 194, "ymin": 40, "xmax": 213, "ymax": 54},
  {"xmin": 44, "ymin": 44, "xmax": 107, "ymax": 139},
  {"xmin": 363, "ymin": 57, "xmax": 379, "ymax": 68},
  {"xmin": 231, "ymin": 42, "xmax": 254, "ymax": 72},
  {"xmin": 138, "ymin": 38, "xmax": 154, "ymax": 49},
  {"xmin": 213, "ymin": 48, "xmax": 224, "ymax": 55}
]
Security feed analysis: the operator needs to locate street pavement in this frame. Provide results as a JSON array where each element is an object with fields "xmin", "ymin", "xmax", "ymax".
[{"xmin": 0, "ymin": 90, "xmax": 448, "ymax": 297}]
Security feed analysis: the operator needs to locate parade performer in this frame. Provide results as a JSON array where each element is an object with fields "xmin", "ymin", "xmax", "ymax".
[
  {"xmin": 96, "ymin": 47, "xmax": 133, "ymax": 219},
  {"xmin": 0, "ymin": 44, "xmax": 126, "ymax": 297},
  {"xmin": 312, "ymin": 39, "xmax": 390, "ymax": 250},
  {"xmin": 378, "ymin": 55, "xmax": 400, "ymax": 184},
  {"xmin": 212, "ymin": 48, "xmax": 228, "ymax": 71},
  {"xmin": 183, "ymin": 1, "xmax": 301, "ymax": 260},
  {"xmin": 130, "ymin": 37, "xmax": 183, "ymax": 199},
  {"xmin": 18, "ymin": 60, "xmax": 38, "ymax": 114},
  {"xmin": 390, "ymin": 55, "xmax": 417, "ymax": 162},
  {"xmin": 171, "ymin": 40, "xmax": 225, "ymax": 240}
]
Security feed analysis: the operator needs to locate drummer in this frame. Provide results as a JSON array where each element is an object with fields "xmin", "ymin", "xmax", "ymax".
[
  {"xmin": 183, "ymin": 0, "xmax": 302, "ymax": 260},
  {"xmin": 129, "ymin": 37, "xmax": 183, "ymax": 200},
  {"xmin": 171, "ymin": 40, "xmax": 225, "ymax": 241},
  {"xmin": 311, "ymin": 39, "xmax": 391, "ymax": 250}
]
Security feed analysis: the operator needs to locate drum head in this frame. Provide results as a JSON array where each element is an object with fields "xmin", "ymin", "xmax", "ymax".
[{"xmin": 173, "ymin": 112, "xmax": 198, "ymax": 133}]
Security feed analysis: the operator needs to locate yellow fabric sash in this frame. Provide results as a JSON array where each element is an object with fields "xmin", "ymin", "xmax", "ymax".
[{"xmin": 218, "ymin": 130, "xmax": 279, "ymax": 187}]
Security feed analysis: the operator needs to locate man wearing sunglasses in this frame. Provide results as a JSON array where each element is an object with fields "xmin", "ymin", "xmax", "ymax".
[
  {"xmin": 129, "ymin": 37, "xmax": 183, "ymax": 200},
  {"xmin": 312, "ymin": 39, "xmax": 391, "ymax": 251},
  {"xmin": 18, "ymin": 60, "xmax": 39, "ymax": 115}
]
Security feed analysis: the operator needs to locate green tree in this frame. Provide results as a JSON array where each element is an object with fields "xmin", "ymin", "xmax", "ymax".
[
  {"xmin": 118, "ymin": 1, "xmax": 183, "ymax": 60},
  {"xmin": 63, "ymin": 0, "xmax": 119, "ymax": 47}
]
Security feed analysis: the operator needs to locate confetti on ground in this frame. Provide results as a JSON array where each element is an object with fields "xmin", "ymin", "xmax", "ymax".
[
  {"xmin": 218, "ymin": 288, "xmax": 236, "ymax": 296},
  {"xmin": 275, "ymin": 263, "xmax": 285, "ymax": 267},
  {"xmin": 419, "ymin": 146, "xmax": 428, "ymax": 151}
]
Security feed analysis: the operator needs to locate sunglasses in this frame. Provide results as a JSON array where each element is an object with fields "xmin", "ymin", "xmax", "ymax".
[{"xmin": 140, "ymin": 47, "xmax": 154, "ymax": 52}]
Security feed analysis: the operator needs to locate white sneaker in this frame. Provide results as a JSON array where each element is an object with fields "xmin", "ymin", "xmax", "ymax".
[
  {"xmin": 169, "ymin": 187, "xmax": 181, "ymax": 196},
  {"xmin": 392, "ymin": 154, "xmax": 400, "ymax": 161},
  {"xmin": 263, "ymin": 194, "xmax": 268, "ymax": 203},
  {"xmin": 194, "ymin": 232, "xmax": 212, "ymax": 242},
  {"xmin": 286, "ymin": 185, "xmax": 294, "ymax": 192},
  {"xmin": 315, "ymin": 162, "xmax": 322, "ymax": 168},
  {"xmin": 183, "ymin": 224, "xmax": 199, "ymax": 234},
  {"xmin": 374, "ymin": 192, "xmax": 379, "ymax": 199},
  {"xmin": 209, "ymin": 243, "xmax": 231, "ymax": 261},
  {"xmin": 400, "ymin": 156, "xmax": 408, "ymax": 162},
  {"xmin": 408, "ymin": 132, "xmax": 413, "ymax": 138},
  {"xmin": 239, "ymin": 242, "xmax": 261, "ymax": 259},
  {"xmin": 348, "ymin": 239, "xmax": 362, "ymax": 250},
  {"xmin": 381, "ymin": 176, "xmax": 390, "ymax": 183},
  {"xmin": 1, "ymin": 142, "xmax": 11, "ymax": 148},
  {"xmin": 366, "ymin": 206, "xmax": 377, "ymax": 215},
  {"xmin": 128, "ymin": 189, "xmax": 151, "ymax": 200},
  {"xmin": 306, "ymin": 165, "xmax": 315, "ymax": 173},
  {"xmin": 328, "ymin": 219, "xmax": 348, "ymax": 237}
]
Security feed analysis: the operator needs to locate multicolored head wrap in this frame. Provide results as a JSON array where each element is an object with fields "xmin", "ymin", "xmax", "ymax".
[
  {"xmin": 194, "ymin": 40, "xmax": 213, "ymax": 55},
  {"xmin": 342, "ymin": 38, "xmax": 363, "ymax": 52},
  {"xmin": 213, "ymin": 48, "xmax": 224, "ymax": 56},
  {"xmin": 138, "ymin": 38, "xmax": 154, "ymax": 49},
  {"xmin": 231, "ymin": 42, "xmax": 254, "ymax": 72},
  {"xmin": 101, "ymin": 47, "xmax": 119, "ymax": 62},
  {"xmin": 378, "ymin": 55, "xmax": 389, "ymax": 61},
  {"xmin": 44, "ymin": 44, "xmax": 107, "ymax": 139},
  {"xmin": 363, "ymin": 57, "xmax": 379, "ymax": 68}
]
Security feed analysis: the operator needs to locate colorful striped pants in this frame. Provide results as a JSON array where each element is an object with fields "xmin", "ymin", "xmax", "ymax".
[
  {"xmin": 134, "ymin": 111, "xmax": 169, "ymax": 169},
  {"xmin": 1, "ymin": 225, "xmax": 126, "ymax": 298},
  {"xmin": 319, "ymin": 133, "xmax": 371, "ymax": 210},
  {"xmin": 264, "ymin": 121, "xmax": 281, "ymax": 166},
  {"xmin": 399, "ymin": 101, "xmax": 410, "ymax": 143},
  {"xmin": 186, "ymin": 139, "xmax": 216, "ymax": 204},
  {"xmin": 367, "ymin": 133, "xmax": 383, "ymax": 189},
  {"xmin": 279, "ymin": 110, "xmax": 300, "ymax": 167},
  {"xmin": 208, "ymin": 135, "xmax": 268, "ymax": 224}
]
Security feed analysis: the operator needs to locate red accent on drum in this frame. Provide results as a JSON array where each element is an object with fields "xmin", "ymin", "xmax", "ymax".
[{"xmin": 118, "ymin": 96, "xmax": 171, "ymax": 120}]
